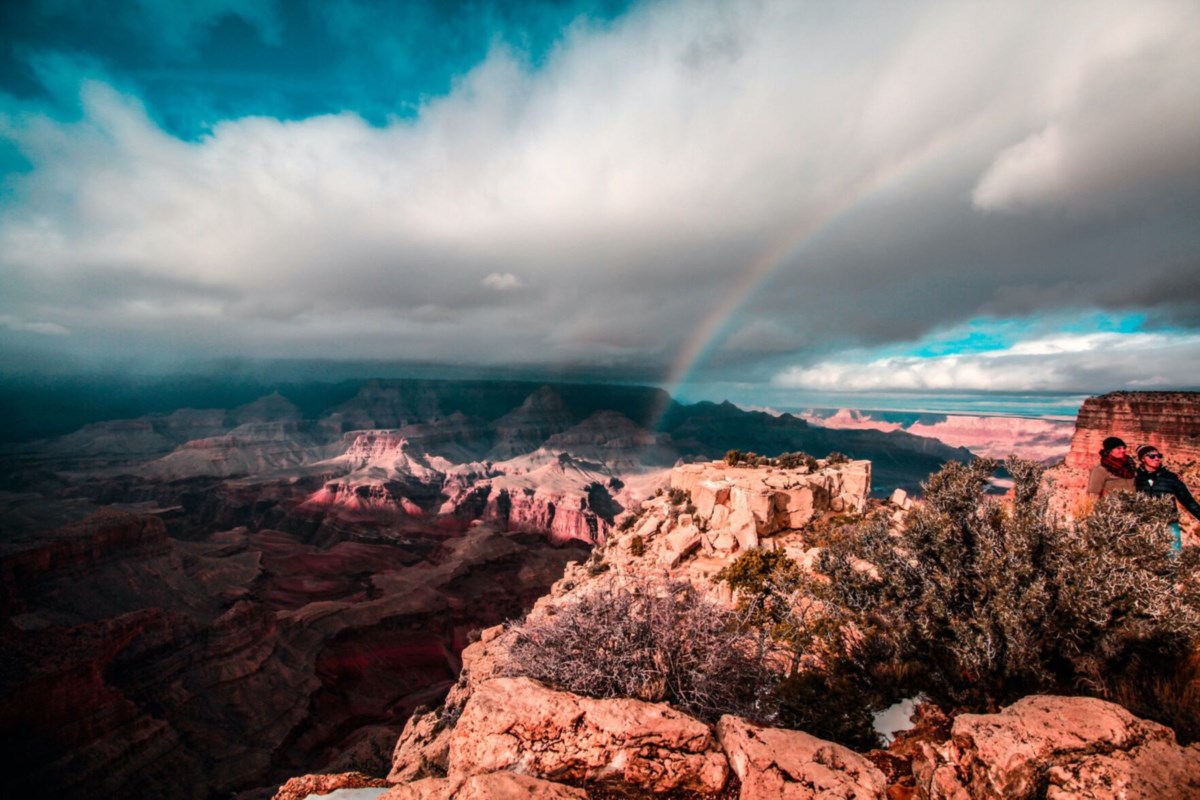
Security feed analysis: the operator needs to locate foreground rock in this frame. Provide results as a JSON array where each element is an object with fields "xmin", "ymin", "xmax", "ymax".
[
  {"xmin": 916, "ymin": 695, "xmax": 1200, "ymax": 800},
  {"xmin": 717, "ymin": 715, "xmax": 886, "ymax": 799},
  {"xmin": 450, "ymin": 677, "xmax": 728, "ymax": 793}
]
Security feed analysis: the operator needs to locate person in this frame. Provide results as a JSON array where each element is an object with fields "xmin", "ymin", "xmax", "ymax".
[
  {"xmin": 1135, "ymin": 444, "xmax": 1200, "ymax": 552},
  {"xmin": 1087, "ymin": 436, "xmax": 1135, "ymax": 498}
]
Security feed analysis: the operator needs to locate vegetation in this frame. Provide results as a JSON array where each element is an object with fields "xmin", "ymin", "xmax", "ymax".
[
  {"xmin": 508, "ymin": 457, "xmax": 1200, "ymax": 747},
  {"xmin": 629, "ymin": 534, "xmax": 645, "ymax": 557},
  {"xmin": 508, "ymin": 578, "xmax": 772, "ymax": 721},
  {"xmin": 811, "ymin": 458, "xmax": 1200, "ymax": 733},
  {"xmin": 724, "ymin": 449, "xmax": 823, "ymax": 471}
]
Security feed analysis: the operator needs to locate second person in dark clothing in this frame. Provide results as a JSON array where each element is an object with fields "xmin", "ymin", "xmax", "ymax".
[{"xmin": 1135, "ymin": 444, "xmax": 1200, "ymax": 552}]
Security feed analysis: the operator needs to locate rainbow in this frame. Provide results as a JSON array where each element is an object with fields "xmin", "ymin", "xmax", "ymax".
[{"xmin": 650, "ymin": 123, "xmax": 979, "ymax": 430}]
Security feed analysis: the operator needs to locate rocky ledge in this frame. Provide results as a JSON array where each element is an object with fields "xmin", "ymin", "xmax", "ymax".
[{"xmin": 277, "ymin": 458, "xmax": 1200, "ymax": 799}]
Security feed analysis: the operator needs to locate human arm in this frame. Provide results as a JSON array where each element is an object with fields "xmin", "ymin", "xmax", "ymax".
[
  {"xmin": 1087, "ymin": 466, "xmax": 1107, "ymax": 497},
  {"xmin": 1171, "ymin": 475, "xmax": 1200, "ymax": 521}
]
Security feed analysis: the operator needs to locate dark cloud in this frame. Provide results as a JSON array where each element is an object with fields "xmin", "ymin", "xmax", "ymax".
[{"xmin": 0, "ymin": 0, "xmax": 1198, "ymax": 402}]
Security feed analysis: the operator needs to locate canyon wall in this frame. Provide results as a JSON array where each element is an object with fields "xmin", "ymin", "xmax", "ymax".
[{"xmin": 1064, "ymin": 391, "xmax": 1200, "ymax": 471}]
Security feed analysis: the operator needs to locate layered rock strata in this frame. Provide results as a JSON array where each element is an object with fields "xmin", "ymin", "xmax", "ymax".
[{"xmin": 1046, "ymin": 392, "xmax": 1200, "ymax": 539}]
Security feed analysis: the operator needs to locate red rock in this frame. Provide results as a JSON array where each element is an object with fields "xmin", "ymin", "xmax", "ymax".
[
  {"xmin": 448, "ymin": 677, "xmax": 729, "ymax": 794},
  {"xmin": 716, "ymin": 715, "xmax": 887, "ymax": 799},
  {"xmin": 271, "ymin": 771, "xmax": 388, "ymax": 800},
  {"xmin": 917, "ymin": 695, "xmax": 1200, "ymax": 799},
  {"xmin": 380, "ymin": 772, "xmax": 586, "ymax": 799}
]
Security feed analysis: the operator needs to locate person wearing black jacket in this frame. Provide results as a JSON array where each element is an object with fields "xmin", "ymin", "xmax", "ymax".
[{"xmin": 1135, "ymin": 444, "xmax": 1200, "ymax": 552}]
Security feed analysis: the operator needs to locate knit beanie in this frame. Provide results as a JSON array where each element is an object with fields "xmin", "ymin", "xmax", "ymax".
[
  {"xmin": 1102, "ymin": 436, "xmax": 1126, "ymax": 453},
  {"xmin": 1136, "ymin": 444, "xmax": 1161, "ymax": 460}
]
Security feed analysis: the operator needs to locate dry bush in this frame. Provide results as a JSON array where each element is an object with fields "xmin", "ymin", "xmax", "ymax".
[{"xmin": 507, "ymin": 577, "xmax": 772, "ymax": 721}]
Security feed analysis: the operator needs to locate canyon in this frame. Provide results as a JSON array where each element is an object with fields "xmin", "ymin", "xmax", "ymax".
[
  {"xmin": 801, "ymin": 407, "xmax": 1076, "ymax": 465},
  {"xmin": 0, "ymin": 378, "xmax": 972, "ymax": 799}
]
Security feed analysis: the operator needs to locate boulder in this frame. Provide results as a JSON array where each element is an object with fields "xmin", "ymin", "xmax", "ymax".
[
  {"xmin": 448, "ymin": 677, "xmax": 728, "ymax": 794},
  {"xmin": 780, "ymin": 487, "xmax": 815, "ymax": 529},
  {"xmin": 917, "ymin": 695, "xmax": 1200, "ymax": 799},
  {"xmin": 272, "ymin": 771, "xmax": 388, "ymax": 800},
  {"xmin": 728, "ymin": 508, "xmax": 760, "ymax": 551},
  {"xmin": 716, "ymin": 715, "xmax": 887, "ymax": 799},
  {"xmin": 380, "ymin": 772, "xmax": 586, "ymax": 799}
]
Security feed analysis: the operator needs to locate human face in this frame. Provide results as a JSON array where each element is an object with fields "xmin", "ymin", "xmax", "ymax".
[
  {"xmin": 1140, "ymin": 452, "xmax": 1163, "ymax": 472},
  {"xmin": 1110, "ymin": 445, "xmax": 1127, "ymax": 458}
]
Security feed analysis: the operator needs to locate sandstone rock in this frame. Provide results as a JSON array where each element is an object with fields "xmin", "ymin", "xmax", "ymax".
[
  {"xmin": 448, "ymin": 677, "xmax": 728, "ymax": 794},
  {"xmin": 918, "ymin": 695, "xmax": 1200, "ymax": 799},
  {"xmin": 716, "ymin": 715, "xmax": 887, "ymax": 799},
  {"xmin": 272, "ymin": 771, "xmax": 389, "ymax": 800},
  {"xmin": 381, "ymin": 772, "xmax": 587, "ymax": 799},
  {"xmin": 889, "ymin": 488, "xmax": 908, "ymax": 507},
  {"xmin": 728, "ymin": 508, "xmax": 760, "ymax": 551},
  {"xmin": 660, "ymin": 525, "xmax": 702, "ymax": 567},
  {"xmin": 781, "ymin": 486, "xmax": 815, "ymax": 529}
]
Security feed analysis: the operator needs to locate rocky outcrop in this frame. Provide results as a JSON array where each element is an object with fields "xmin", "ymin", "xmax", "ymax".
[
  {"xmin": 449, "ymin": 677, "xmax": 728, "ymax": 793},
  {"xmin": 272, "ymin": 771, "xmax": 389, "ymax": 800},
  {"xmin": 915, "ymin": 695, "xmax": 1200, "ymax": 799},
  {"xmin": 664, "ymin": 458, "xmax": 870, "ymax": 557},
  {"xmin": 1065, "ymin": 392, "xmax": 1200, "ymax": 472},
  {"xmin": 380, "ymin": 772, "xmax": 587, "ymax": 799},
  {"xmin": 717, "ymin": 715, "xmax": 887, "ymax": 799}
]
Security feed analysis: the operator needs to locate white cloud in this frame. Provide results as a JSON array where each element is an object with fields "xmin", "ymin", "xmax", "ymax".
[
  {"xmin": 0, "ymin": 314, "xmax": 71, "ymax": 336},
  {"xmin": 482, "ymin": 272, "xmax": 521, "ymax": 291},
  {"xmin": 776, "ymin": 332, "xmax": 1200, "ymax": 394}
]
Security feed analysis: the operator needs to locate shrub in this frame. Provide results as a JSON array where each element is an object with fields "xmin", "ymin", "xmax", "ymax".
[
  {"xmin": 813, "ymin": 457, "xmax": 1200, "ymax": 715},
  {"xmin": 717, "ymin": 548, "xmax": 891, "ymax": 748},
  {"xmin": 668, "ymin": 487, "xmax": 691, "ymax": 506},
  {"xmin": 629, "ymin": 534, "xmax": 645, "ymax": 557},
  {"xmin": 507, "ymin": 577, "xmax": 772, "ymax": 721}
]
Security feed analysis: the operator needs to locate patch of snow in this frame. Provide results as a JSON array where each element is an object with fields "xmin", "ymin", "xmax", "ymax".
[
  {"xmin": 873, "ymin": 696, "xmax": 920, "ymax": 745},
  {"xmin": 304, "ymin": 789, "xmax": 389, "ymax": 800}
]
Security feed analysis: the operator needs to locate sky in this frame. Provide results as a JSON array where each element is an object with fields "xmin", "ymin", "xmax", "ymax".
[{"xmin": 1, "ymin": 0, "xmax": 1199, "ymax": 417}]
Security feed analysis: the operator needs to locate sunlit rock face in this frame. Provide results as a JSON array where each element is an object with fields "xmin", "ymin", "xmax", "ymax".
[
  {"xmin": 1047, "ymin": 391, "xmax": 1200, "ymax": 523},
  {"xmin": 1064, "ymin": 391, "xmax": 1200, "ymax": 471},
  {"xmin": 804, "ymin": 408, "xmax": 1076, "ymax": 465}
]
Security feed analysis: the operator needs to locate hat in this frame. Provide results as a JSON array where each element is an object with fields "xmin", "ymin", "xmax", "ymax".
[
  {"xmin": 1101, "ymin": 436, "xmax": 1127, "ymax": 452},
  {"xmin": 1136, "ymin": 444, "xmax": 1162, "ymax": 460}
]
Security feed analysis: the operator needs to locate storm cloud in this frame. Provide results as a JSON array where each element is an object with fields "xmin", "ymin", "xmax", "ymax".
[{"xmin": 1, "ymin": 0, "xmax": 1198, "ymax": 401}]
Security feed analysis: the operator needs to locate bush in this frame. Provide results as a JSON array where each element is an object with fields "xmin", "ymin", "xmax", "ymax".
[
  {"xmin": 507, "ymin": 577, "xmax": 772, "ymax": 721},
  {"xmin": 629, "ymin": 534, "xmax": 645, "ymax": 557},
  {"xmin": 813, "ymin": 457, "xmax": 1200, "ymax": 715}
]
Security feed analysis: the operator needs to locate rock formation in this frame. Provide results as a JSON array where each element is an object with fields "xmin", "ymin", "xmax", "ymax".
[
  {"xmin": 804, "ymin": 408, "xmax": 1076, "ymax": 464},
  {"xmin": 1064, "ymin": 391, "xmax": 1200, "ymax": 472},
  {"xmin": 1046, "ymin": 391, "xmax": 1200, "ymax": 538},
  {"xmin": 355, "ymin": 458, "xmax": 1200, "ymax": 800},
  {"xmin": 915, "ymin": 695, "xmax": 1200, "ymax": 799}
]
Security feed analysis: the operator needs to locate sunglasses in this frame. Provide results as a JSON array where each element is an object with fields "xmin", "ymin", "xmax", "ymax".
[{"xmin": 1143, "ymin": 454, "xmax": 1163, "ymax": 460}]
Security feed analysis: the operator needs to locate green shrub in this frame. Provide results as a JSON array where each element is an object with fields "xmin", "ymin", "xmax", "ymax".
[
  {"xmin": 629, "ymin": 535, "xmax": 645, "ymax": 557},
  {"xmin": 813, "ymin": 457, "xmax": 1200, "ymax": 714}
]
